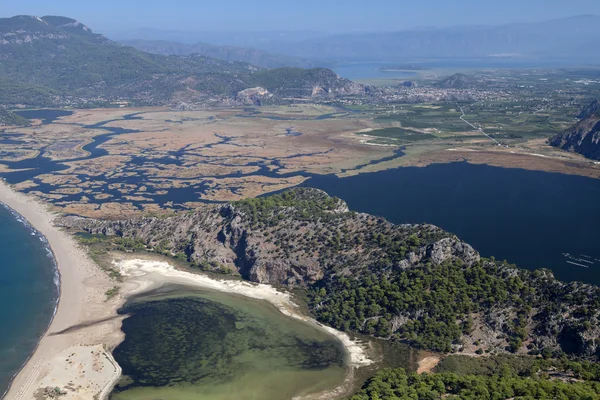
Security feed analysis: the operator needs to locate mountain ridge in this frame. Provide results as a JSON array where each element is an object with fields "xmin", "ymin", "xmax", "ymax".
[
  {"xmin": 118, "ymin": 14, "xmax": 600, "ymax": 62},
  {"xmin": 550, "ymin": 105, "xmax": 600, "ymax": 161},
  {"xmin": 0, "ymin": 15, "xmax": 367, "ymax": 107}
]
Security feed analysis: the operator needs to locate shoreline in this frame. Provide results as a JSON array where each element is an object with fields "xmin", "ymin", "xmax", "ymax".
[
  {"xmin": 114, "ymin": 258, "xmax": 374, "ymax": 370},
  {"xmin": 0, "ymin": 202, "xmax": 60, "ymax": 399},
  {"xmin": 0, "ymin": 180, "xmax": 375, "ymax": 400},
  {"xmin": 112, "ymin": 257, "xmax": 374, "ymax": 399},
  {"xmin": 0, "ymin": 180, "xmax": 124, "ymax": 400}
]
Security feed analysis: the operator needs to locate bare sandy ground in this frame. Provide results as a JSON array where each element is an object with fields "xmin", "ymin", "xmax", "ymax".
[
  {"xmin": 416, "ymin": 356, "xmax": 441, "ymax": 374},
  {"xmin": 0, "ymin": 180, "xmax": 123, "ymax": 400}
]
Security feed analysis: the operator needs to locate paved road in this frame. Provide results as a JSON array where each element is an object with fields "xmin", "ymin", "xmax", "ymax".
[{"xmin": 459, "ymin": 106, "xmax": 502, "ymax": 146}]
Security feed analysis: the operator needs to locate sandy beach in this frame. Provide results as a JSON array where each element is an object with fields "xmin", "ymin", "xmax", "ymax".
[
  {"xmin": 0, "ymin": 181, "xmax": 123, "ymax": 400},
  {"xmin": 0, "ymin": 180, "xmax": 374, "ymax": 400}
]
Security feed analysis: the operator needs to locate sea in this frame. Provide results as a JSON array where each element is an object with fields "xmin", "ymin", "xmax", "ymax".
[{"xmin": 0, "ymin": 204, "xmax": 59, "ymax": 397}]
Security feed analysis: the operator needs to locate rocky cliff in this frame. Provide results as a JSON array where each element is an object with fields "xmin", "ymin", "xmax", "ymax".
[
  {"xmin": 62, "ymin": 188, "xmax": 475, "ymax": 286},
  {"xmin": 550, "ymin": 106, "xmax": 600, "ymax": 161}
]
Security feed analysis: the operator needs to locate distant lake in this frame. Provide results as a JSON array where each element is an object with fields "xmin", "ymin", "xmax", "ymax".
[
  {"xmin": 302, "ymin": 162, "xmax": 600, "ymax": 286},
  {"xmin": 13, "ymin": 109, "xmax": 73, "ymax": 124},
  {"xmin": 331, "ymin": 58, "xmax": 598, "ymax": 80},
  {"xmin": 332, "ymin": 63, "xmax": 417, "ymax": 80}
]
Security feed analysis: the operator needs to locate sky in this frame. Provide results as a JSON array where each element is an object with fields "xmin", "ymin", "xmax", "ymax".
[{"xmin": 2, "ymin": 0, "xmax": 600, "ymax": 33}]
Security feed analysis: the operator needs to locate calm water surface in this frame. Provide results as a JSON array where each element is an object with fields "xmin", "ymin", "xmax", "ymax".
[
  {"xmin": 332, "ymin": 62, "xmax": 416, "ymax": 80},
  {"xmin": 0, "ymin": 205, "xmax": 58, "ymax": 397},
  {"xmin": 111, "ymin": 288, "xmax": 348, "ymax": 400},
  {"xmin": 302, "ymin": 162, "xmax": 600, "ymax": 285}
]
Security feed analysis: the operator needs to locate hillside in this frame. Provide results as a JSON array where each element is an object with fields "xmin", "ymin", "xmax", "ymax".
[
  {"xmin": 0, "ymin": 15, "xmax": 367, "ymax": 107},
  {"xmin": 0, "ymin": 109, "xmax": 29, "ymax": 127},
  {"xmin": 550, "ymin": 105, "xmax": 600, "ymax": 160},
  {"xmin": 578, "ymin": 100, "xmax": 600, "ymax": 119},
  {"xmin": 121, "ymin": 39, "xmax": 322, "ymax": 69},
  {"xmin": 61, "ymin": 188, "xmax": 600, "ymax": 358},
  {"xmin": 435, "ymin": 73, "xmax": 477, "ymax": 89}
]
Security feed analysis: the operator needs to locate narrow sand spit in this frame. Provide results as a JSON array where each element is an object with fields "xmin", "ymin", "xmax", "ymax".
[
  {"xmin": 1, "ymin": 181, "xmax": 123, "ymax": 400},
  {"xmin": 115, "ymin": 258, "xmax": 374, "ymax": 369}
]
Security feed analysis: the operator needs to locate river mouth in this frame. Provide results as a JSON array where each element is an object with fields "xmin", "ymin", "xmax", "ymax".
[{"xmin": 110, "ymin": 285, "xmax": 348, "ymax": 400}]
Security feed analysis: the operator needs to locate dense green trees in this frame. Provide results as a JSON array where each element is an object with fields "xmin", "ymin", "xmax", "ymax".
[
  {"xmin": 0, "ymin": 109, "xmax": 29, "ymax": 126},
  {"xmin": 351, "ymin": 368, "xmax": 600, "ymax": 400},
  {"xmin": 309, "ymin": 257, "xmax": 600, "ymax": 353},
  {"xmin": 235, "ymin": 188, "xmax": 342, "ymax": 225}
]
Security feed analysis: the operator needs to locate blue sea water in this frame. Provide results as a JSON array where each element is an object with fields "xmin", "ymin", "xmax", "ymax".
[{"xmin": 0, "ymin": 205, "xmax": 59, "ymax": 397}]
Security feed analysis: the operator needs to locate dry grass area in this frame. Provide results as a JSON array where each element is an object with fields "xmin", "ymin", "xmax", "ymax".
[{"xmin": 401, "ymin": 147, "xmax": 600, "ymax": 179}]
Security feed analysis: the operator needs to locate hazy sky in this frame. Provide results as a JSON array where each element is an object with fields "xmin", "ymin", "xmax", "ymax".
[{"xmin": 2, "ymin": 0, "xmax": 600, "ymax": 32}]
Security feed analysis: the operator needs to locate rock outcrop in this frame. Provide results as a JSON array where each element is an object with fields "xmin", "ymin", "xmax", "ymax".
[
  {"xmin": 60, "ymin": 188, "xmax": 476, "ymax": 287},
  {"xmin": 550, "ymin": 106, "xmax": 600, "ymax": 161}
]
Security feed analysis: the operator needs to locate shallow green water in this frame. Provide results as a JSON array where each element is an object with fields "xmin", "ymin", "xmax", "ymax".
[{"xmin": 111, "ymin": 288, "xmax": 347, "ymax": 400}]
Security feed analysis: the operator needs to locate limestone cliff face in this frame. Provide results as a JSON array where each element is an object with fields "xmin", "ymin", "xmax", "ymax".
[
  {"xmin": 550, "ymin": 105, "xmax": 600, "ymax": 160},
  {"xmin": 60, "ymin": 188, "xmax": 477, "ymax": 287}
]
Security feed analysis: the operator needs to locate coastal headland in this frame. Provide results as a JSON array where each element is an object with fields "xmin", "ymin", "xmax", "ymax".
[{"xmin": 0, "ymin": 181, "xmax": 377, "ymax": 400}]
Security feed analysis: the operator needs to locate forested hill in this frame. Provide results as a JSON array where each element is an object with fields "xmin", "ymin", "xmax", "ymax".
[
  {"xmin": 0, "ymin": 109, "xmax": 29, "ymax": 126},
  {"xmin": 0, "ymin": 15, "xmax": 367, "ymax": 107},
  {"xmin": 62, "ymin": 188, "xmax": 600, "ymax": 360}
]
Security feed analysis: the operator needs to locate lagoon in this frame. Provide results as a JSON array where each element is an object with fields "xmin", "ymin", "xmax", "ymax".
[
  {"xmin": 110, "ymin": 287, "xmax": 349, "ymax": 400},
  {"xmin": 302, "ymin": 162, "xmax": 600, "ymax": 285}
]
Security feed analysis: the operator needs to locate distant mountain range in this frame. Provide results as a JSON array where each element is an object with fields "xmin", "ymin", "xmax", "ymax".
[
  {"xmin": 110, "ymin": 15, "xmax": 600, "ymax": 64},
  {"xmin": 0, "ymin": 16, "xmax": 366, "ymax": 107},
  {"xmin": 120, "ymin": 39, "xmax": 325, "ymax": 69},
  {"xmin": 105, "ymin": 29, "xmax": 328, "ymax": 47}
]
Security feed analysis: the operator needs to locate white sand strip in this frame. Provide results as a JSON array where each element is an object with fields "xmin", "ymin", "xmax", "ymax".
[{"xmin": 115, "ymin": 258, "xmax": 374, "ymax": 368}]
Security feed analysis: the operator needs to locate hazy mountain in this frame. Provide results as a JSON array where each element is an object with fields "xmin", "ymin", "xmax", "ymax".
[
  {"xmin": 435, "ymin": 73, "xmax": 478, "ymax": 89},
  {"xmin": 105, "ymin": 28, "xmax": 328, "ymax": 47},
  {"xmin": 121, "ymin": 39, "xmax": 324, "ymax": 69},
  {"xmin": 121, "ymin": 15, "xmax": 600, "ymax": 63},
  {"xmin": 262, "ymin": 15, "xmax": 600, "ymax": 62},
  {"xmin": 0, "ymin": 16, "xmax": 365, "ymax": 107}
]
